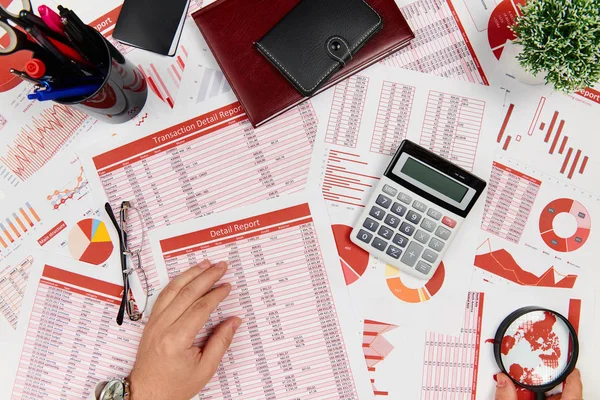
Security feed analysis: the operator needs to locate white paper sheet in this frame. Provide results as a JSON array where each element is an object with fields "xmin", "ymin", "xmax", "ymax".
[
  {"xmin": 3, "ymin": 252, "xmax": 144, "ymax": 400},
  {"xmin": 80, "ymin": 95, "xmax": 319, "ymax": 301},
  {"xmin": 148, "ymin": 191, "xmax": 374, "ymax": 399},
  {"xmin": 309, "ymin": 64, "xmax": 505, "ymax": 333}
]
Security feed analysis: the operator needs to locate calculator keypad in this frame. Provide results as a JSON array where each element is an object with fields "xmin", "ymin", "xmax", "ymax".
[{"xmin": 355, "ymin": 182, "xmax": 459, "ymax": 277}]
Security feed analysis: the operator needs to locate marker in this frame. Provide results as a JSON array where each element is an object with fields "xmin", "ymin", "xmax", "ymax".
[{"xmin": 38, "ymin": 5, "xmax": 66, "ymax": 36}]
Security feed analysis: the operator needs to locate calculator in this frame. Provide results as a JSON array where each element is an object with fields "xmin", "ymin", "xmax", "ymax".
[{"xmin": 351, "ymin": 140, "xmax": 487, "ymax": 280}]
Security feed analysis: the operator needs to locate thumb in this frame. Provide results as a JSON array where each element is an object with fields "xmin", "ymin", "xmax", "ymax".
[
  {"xmin": 198, "ymin": 317, "xmax": 242, "ymax": 377},
  {"xmin": 547, "ymin": 368, "xmax": 583, "ymax": 400},
  {"xmin": 495, "ymin": 373, "xmax": 518, "ymax": 400}
]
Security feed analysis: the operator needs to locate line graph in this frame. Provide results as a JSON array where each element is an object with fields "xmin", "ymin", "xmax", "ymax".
[
  {"xmin": 475, "ymin": 239, "xmax": 578, "ymax": 288},
  {"xmin": 47, "ymin": 166, "xmax": 90, "ymax": 210},
  {"xmin": 0, "ymin": 105, "xmax": 89, "ymax": 181}
]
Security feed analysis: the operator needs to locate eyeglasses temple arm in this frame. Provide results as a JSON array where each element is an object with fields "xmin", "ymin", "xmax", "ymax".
[{"xmin": 105, "ymin": 202, "xmax": 129, "ymax": 326}]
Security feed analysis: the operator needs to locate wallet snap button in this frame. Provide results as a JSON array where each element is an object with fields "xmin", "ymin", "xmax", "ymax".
[{"xmin": 330, "ymin": 41, "xmax": 342, "ymax": 51}]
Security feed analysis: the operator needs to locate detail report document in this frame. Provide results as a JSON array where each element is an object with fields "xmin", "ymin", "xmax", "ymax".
[{"xmin": 149, "ymin": 192, "xmax": 374, "ymax": 399}]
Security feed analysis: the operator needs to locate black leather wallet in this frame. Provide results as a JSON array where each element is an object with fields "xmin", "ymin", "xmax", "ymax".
[{"xmin": 255, "ymin": 0, "xmax": 383, "ymax": 97}]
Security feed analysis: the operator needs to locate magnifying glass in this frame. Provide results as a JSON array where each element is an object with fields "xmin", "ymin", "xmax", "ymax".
[{"xmin": 493, "ymin": 307, "xmax": 579, "ymax": 400}]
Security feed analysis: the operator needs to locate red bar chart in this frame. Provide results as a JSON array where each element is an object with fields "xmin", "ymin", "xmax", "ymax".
[{"xmin": 322, "ymin": 150, "xmax": 379, "ymax": 207}]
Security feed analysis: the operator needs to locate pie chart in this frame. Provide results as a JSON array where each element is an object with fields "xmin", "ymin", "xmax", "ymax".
[
  {"xmin": 68, "ymin": 219, "xmax": 114, "ymax": 265},
  {"xmin": 539, "ymin": 199, "xmax": 591, "ymax": 252},
  {"xmin": 487, "ymin": 0, "xmax": 526, "ymax": 60},
  {"xmin": 332, "ymin": 224, "xmax": 369, "ymax": 285},
  {"xmin": 385, "ymin": 262, "xmax": 445, "ymax": 303}
]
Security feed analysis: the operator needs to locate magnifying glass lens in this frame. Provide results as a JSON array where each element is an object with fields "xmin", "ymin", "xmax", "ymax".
[{"xmin": 500, "ymin": 310, "xmax": 573, "ymax": 386}]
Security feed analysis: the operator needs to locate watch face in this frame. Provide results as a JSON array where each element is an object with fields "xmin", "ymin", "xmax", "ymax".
[{"xmin": 101, "ymin": 380, "xmax": 125, "ymax": 400}]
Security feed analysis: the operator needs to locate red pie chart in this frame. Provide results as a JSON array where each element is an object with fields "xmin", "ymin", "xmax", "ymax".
[
  {"xmin": 487, "ymin": 0, "xmax": 526, "ymax": 60},
  {"xmin": 68, "ymin": 219, "xmax": 114, "ymax": 265},
  {"xmin": 332, "ymin": 224, "xmax": 369, "ymax": 285},
  {"xmin": 539, "ymin": 199, "xmax": 591, "ymax": 252}
]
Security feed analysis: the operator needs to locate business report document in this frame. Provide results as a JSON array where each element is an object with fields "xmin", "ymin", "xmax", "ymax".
[{"xmin": 149, "ymin": 192, "xmax": 374, "ymax": 399}]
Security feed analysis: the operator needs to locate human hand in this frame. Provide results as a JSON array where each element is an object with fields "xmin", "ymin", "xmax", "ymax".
[
  {"xmin": 128, "ymin": 260, "xmax": 242, "ymax": 400},
  {"xmin": 495, "ymin": 369, "xmax": 583, "ymax": 400}
]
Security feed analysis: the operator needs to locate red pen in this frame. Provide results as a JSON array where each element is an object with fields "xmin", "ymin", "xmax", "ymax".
[
  {"xmin": 46, "ymin": 36, "xmax": 93, "ymax": 66},
  {"xmin": 24, "ymin": 59, "xmax": 47, "ymax": 79},
  {"xmin": 38, "ymin": 5, "xmax": 66, "ymax": 37}
]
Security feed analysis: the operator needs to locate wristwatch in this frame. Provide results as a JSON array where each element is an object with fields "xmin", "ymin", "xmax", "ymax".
[{"xmin": 95, "ymin": 377, "xmax": 131, "ymax": 400}]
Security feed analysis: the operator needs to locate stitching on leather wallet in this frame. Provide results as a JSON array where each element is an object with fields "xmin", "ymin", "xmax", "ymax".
[
  {"xmin": 326, "ymin": 36, "xmax": 353, "ymax": 66},
  {"xmin": 257, "ymin": 0, "xmax": 382, "ymax": 93}
]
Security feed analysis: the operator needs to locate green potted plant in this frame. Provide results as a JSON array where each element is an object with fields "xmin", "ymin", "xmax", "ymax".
[{"xmin": 510, "ymin": 0, "xmax": 600, "ymax": 92}]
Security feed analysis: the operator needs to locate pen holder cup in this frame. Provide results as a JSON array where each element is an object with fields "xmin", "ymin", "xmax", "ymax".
[{"xmin": 55, "ymin": 31, "xmax": 148, "ymax": 124}]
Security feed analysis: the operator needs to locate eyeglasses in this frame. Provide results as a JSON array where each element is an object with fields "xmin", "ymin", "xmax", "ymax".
[{"xmin": 105, "ymin": 201, "xmax": 149, "ymax": 325}]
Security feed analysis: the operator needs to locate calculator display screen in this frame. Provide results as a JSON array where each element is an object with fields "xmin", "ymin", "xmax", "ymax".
[{"xmin": 398, "ymin": 158, "xmax": 468, "ymax": 202}]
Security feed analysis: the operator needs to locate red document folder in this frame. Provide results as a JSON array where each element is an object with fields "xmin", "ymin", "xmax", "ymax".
[{"xmin": 192, "ymin": 0, "xmax": 414, "ymax": 127}]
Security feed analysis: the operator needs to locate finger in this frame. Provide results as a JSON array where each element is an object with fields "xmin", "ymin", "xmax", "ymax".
[
  {"xmin": 151, "ymin": 260, "xmax": 211, "ymax": 316},
  {"xmin": 561, "ymin": 369, "xmax": 583, "ymax": 400},
  {"xmin": 197, "ymin": 317, "xmax": 242, "ymax": 380},
  {"xmin": 495, "ymin": 373, "xmax": 518, "ymax": 400},
  {"xmin": 162, "ymin": 261, "xmax": 229, "ymax": 324},
  {"xmin": 172, "ymin": 283, "xmax": 233, "ymax": 343}
]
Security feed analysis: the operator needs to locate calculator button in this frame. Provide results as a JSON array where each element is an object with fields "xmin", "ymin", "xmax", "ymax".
[
  {"xmin": 401, "ymin": 242, "xmax": 424, "ymax": 267},
  {"xmin": 415, "ymin": 230, "xmax": 430, "ymax": 244},
  {"xmin": 397, "ymin": 192, "xmax": 412, "ymax": 204},
  {"xmin": 382, "ymin": 184, "xmax": 398, "ymax": 197},
  {"xmin": 369, "ymin": 206, "xmax": 385, "ymax": 221},
  {"xmin": 427, "ymin": 208, "xmax": 442, "ymax": 221},
  {"xmin": 357, "ymin": 230, "xmax": 373, "ymax": 244},
  {"xmin": 406, "ymin": 210, "xmax": 422, "ymax": 225},
  {"xmin": 399, "ymin": 222, "xmax": 415, "ymax": 236},
  {"xmin": 420, "ymin": 218, "xmax": 436, "ymax": 233},
  {"xmin": 416, "ymin": 261, "xmax": 432, "ymax": 275},
  {"xmin": 435, "ymin": 226, "xmax": 452, "ymax": 240},
  {"xmin": 376, "ymin": 194, "xmax": 392, "ymax": 209},
  {"xmin": 429, "ymin": 237, "xmax": 445, "ymax": 252},
  {"xmin": 422, "ymin": 249, "xmax": 438, "ymax": 263},
  {"xmin": 384, "ymin": 214, "xmax": 400, "ymax": 228},
  {"xmin": 412, "ymin": 200, "xmax": 427, "ymax": 213},
  {"xmin": 363, "ymin": 218, "xmax": 379, "ymax": 232},
  {"xmin": 372, "ymin": 237, "xmax": 388, "ymax": 252},
  {"xmin": 392, "ymin": 233, "xmax": 409, "ymax": 248},
  {"xmin": 378, "ymin": 226, "xmax": 394, "ymax": 240},
  {"xmin": 442, "ymin": 216, "xmax": 457, "ymax": 228},
  {"xmin": 391, "ymin": 202, "xmax": 407, "ymax": 217},
  {"xmin": 386, "ymin": 245, "xmax": 402, "ymax": 259}
]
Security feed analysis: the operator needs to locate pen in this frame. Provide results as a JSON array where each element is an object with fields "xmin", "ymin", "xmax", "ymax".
[
  {"xmin": 38, "ymin": 5, "xmax": 66, "ymax": 37},
  {"xmin": 26, "ymin": 25, "xmax": 85, "ymax": 76},
  {"xmin": 27, "ymin": 84, "xmax": 100, "ymax": 101},
  {"xmin": 10, "ymin": 68, "xmax": 45, "ymax": 85},
  {"xmin": 24, "ymin": 59, "xmax": 46, "ymax": 79}
]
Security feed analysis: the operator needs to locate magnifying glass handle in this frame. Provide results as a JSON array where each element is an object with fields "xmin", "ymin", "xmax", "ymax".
[{"xmin": 534, "ymin": 392, "xmax": 546, "ymax": 400}]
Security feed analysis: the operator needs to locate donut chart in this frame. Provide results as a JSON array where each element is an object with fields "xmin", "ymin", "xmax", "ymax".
[
  {"xmin": 385, "ymin": 262, "xmax": 445, "ymax": 303},
  {"xmin": 539, "ymin": 199, "xmax": 591, "ymax": 252},
  {"xmin": 332, "ymin": 224, "xmax": 369, "ymax": 285},
  {"xmin": 68, "ymin": 219, "xmax": 114, "ymax": 265}
]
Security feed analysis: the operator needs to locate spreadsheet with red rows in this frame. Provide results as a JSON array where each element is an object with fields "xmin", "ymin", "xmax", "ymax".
[
  {"xmin": 89, "ymin": 102, "xmax": 318, "ymax": 295},
  {"xmin": 11, "ymin": 266, "xmax": 144, "ymax": 399},
  {"xmin": 157, "ymin": 203, "xmax": 360, "ymax": 399}
]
